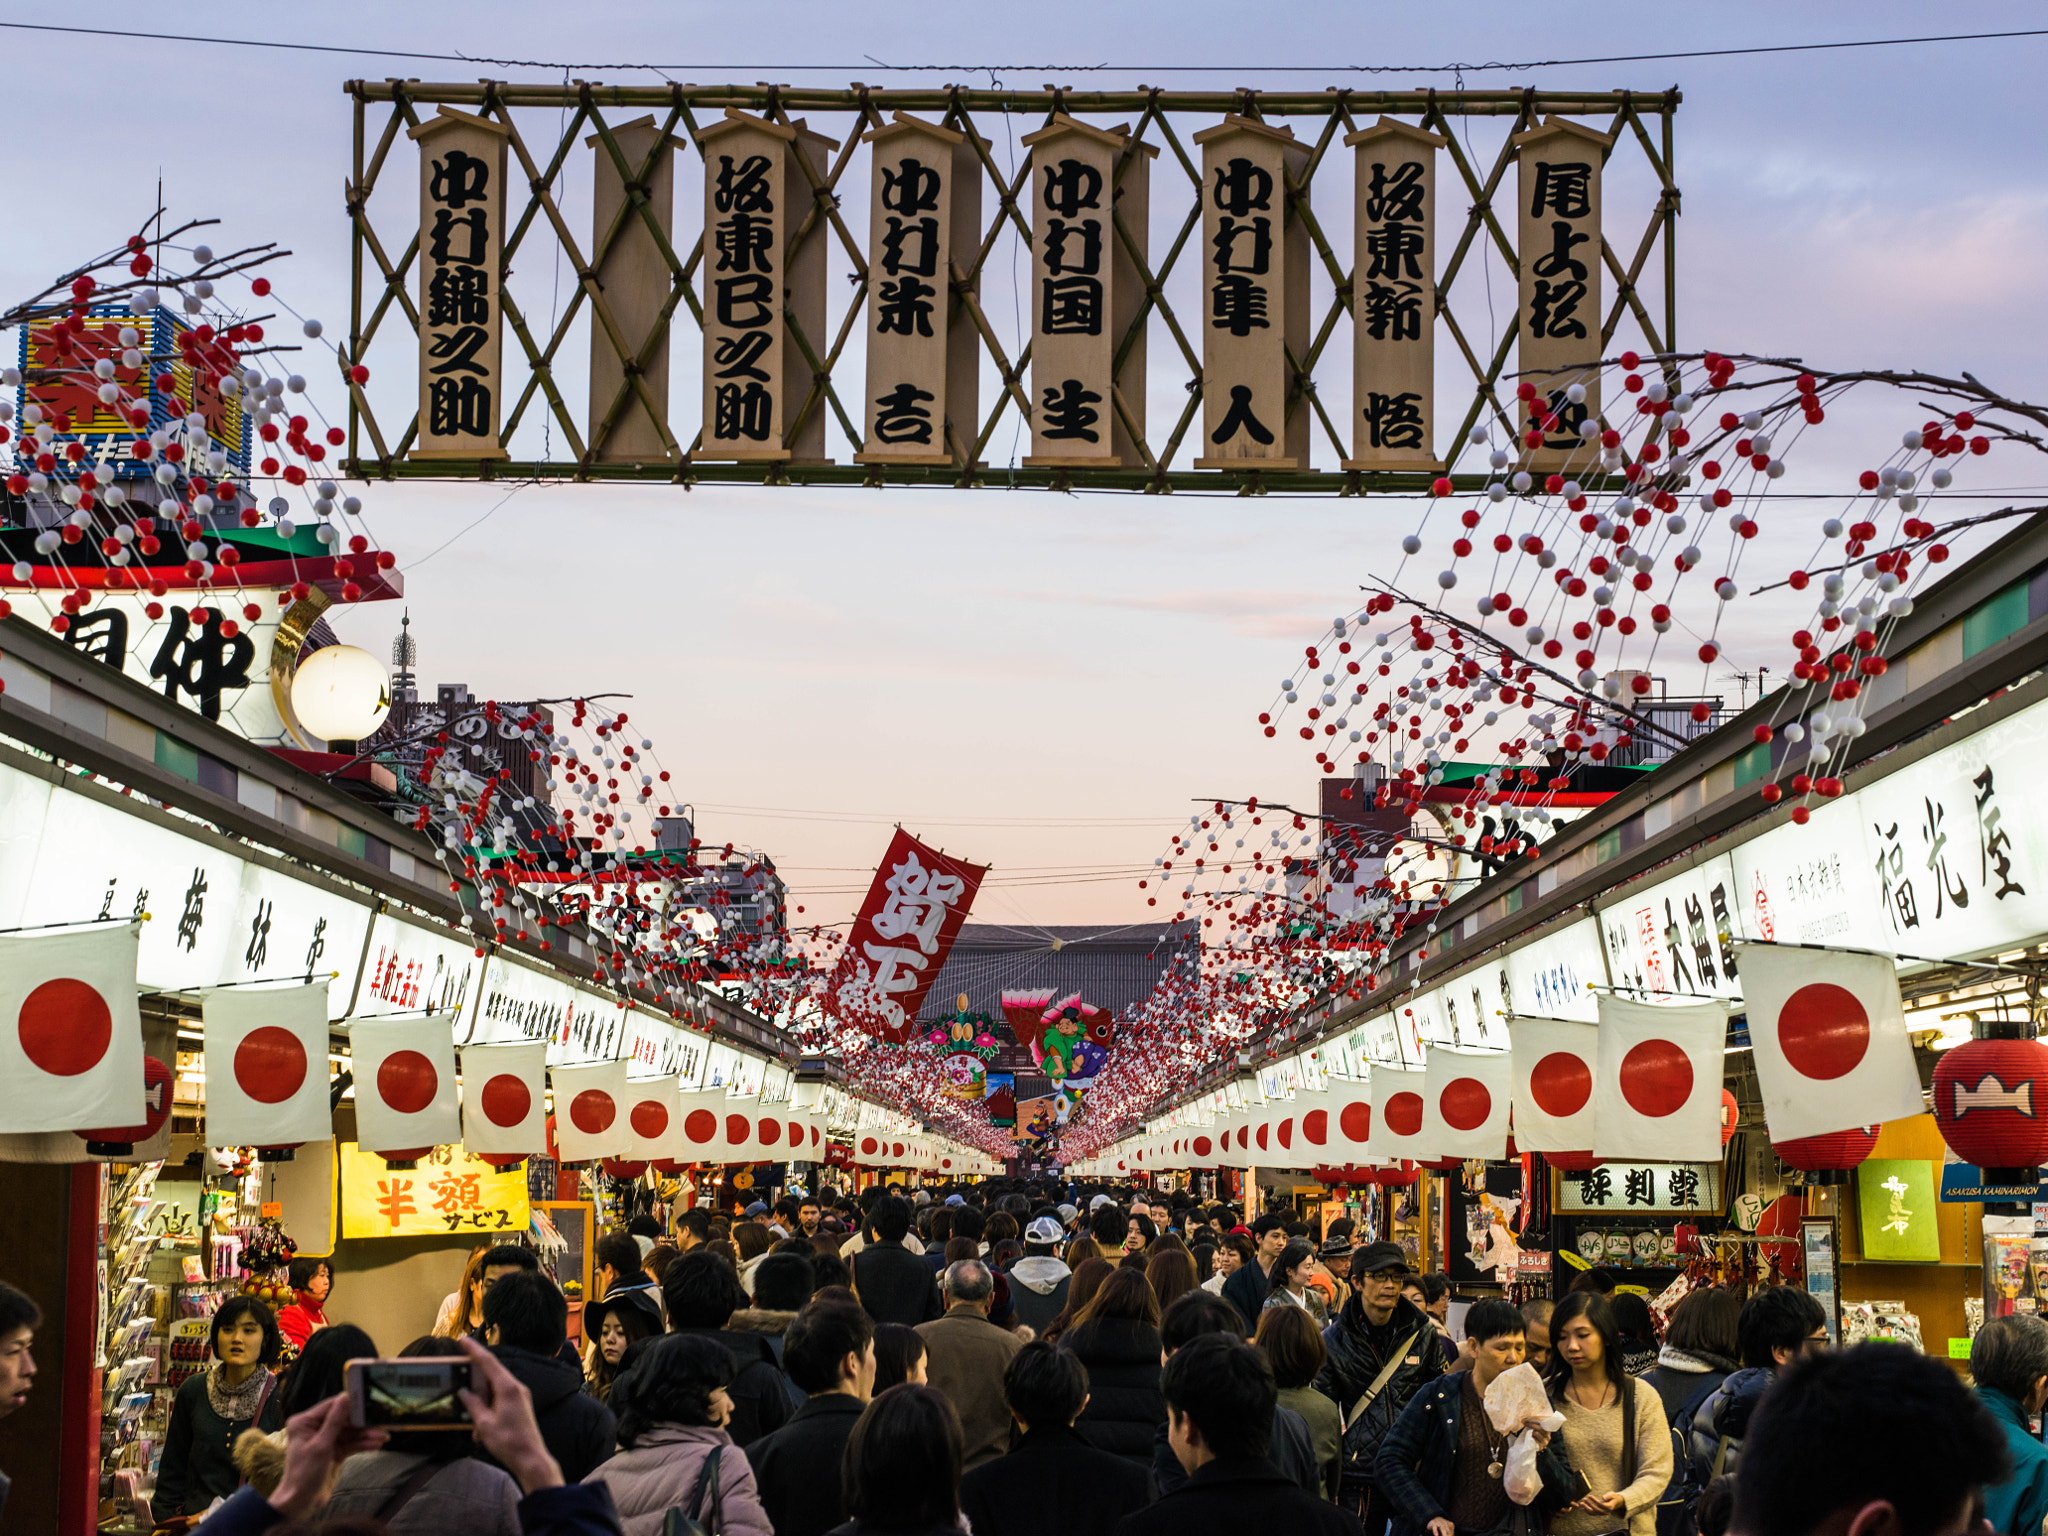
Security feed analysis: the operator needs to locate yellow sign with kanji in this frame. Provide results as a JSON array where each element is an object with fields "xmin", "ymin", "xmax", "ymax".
[{"xmin": 339, "ymin": 1142, "xmax": 530, "ymax": 1240}]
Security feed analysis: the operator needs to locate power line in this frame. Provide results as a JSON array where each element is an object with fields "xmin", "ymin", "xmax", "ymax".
[{"xmin": 0, "ymin": 20, "xmax": 2042, "ymax": 76}]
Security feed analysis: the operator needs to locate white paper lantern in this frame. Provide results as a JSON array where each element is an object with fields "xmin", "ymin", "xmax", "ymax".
[{"xmin": 291, "ymin": 645, "xmax": 391, "ymax": 742}]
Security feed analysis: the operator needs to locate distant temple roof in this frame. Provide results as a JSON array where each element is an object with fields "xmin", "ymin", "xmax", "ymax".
[{"xmin": 917, "ymin": 921, "xmax": 1199, "ymax": 1024}]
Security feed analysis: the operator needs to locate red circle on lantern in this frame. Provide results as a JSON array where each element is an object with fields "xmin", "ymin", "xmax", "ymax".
[
  {"xmin": 378, "ymin": 1050, "xmax": 439, "ymax": 1114},
  {"xmin": 1777, "ymin": 983, "xmax": 1870, "ymax": 1080},
  {"xmin": 684, "ymin": 1108, "xmax": 718, "ymax": 1144},
  {"xmin": 630, "ymin": 1100, "xmax": 669, "ymax": 1139},
  {"xmin": 81, "ymin": 1055, "xmax": 172, "ymax": 1144},
  {"xmin": 726, "ymin": 1113, "xmax": 752, "ymax": 1146},
  {"xmin": 1529, "ymin": 1052, "xmax": 1593, "ymax": 1118},
  {"xmin": 1385, "ymin": 1091, "xmax": 1425, "ymax": 1137},
  {"xmin": 1302, "ymin": 1108, "xmax": 1328, "ymax": 1145},
  {"xmin": 234, "ymin": 1027, "xmax": 307, "ymax": 1104},
  {"xmin": 1774, "ymin": 1125, "xmax": 1878, "ymax": 1173},
  {"xmin": 1440, "ymin": 1078, "xmax": 1492, "ymax": 1131},
  {"xmin": 570, "ymin": 1090, "xmax": 616, "ymax": 1134},
  {"xmin": 19, "ymin": 978, "xmax": 111, "ymax": 1076},
  {"xmin": 1619, "ymin": 1040, "xmax": 1694, "ymax": 1118},
  {"xmin": 1339, "ymin": 1101, "xmax": 1372, "ymax": 1143},
  {"xmin": 481, "ymin": 1074, "xmax": 531, "ymax": 1128}
]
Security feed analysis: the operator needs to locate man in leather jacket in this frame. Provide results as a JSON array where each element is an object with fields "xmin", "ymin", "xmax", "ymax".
[{"xmin": 1313, "ymin": 1243, "xmax": 1447, "ymax": 1533}]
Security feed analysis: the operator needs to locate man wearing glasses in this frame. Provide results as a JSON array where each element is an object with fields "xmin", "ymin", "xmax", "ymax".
[
  {"xmin": 1686, "ymin": 1287, "xmax": 1830, "ymax": 1485},
  {"xmin": 1314, "ymin": 1242, "xmax": 1449, "ymax": 1534}
]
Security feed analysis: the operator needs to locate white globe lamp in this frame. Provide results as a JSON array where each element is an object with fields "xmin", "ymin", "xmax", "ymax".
[{"xmin": 291, "ymin": 645, "xmax": 392, "ymax": 746}]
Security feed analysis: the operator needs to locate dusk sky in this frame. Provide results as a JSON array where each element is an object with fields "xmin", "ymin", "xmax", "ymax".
[{"xmin": 7, "ymin": 5, "xmax": 2045, "ymax": 932}]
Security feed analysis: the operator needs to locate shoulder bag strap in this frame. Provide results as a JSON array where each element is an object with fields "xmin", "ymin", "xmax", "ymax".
[
  {"xmin": 372, "ymin": 1458, "xmax": 448, "ymax": 1522},
  {"xmin": 1341, "ymin": 1328, "xmax": 1421, "ymax": 1433},
  {"xmin": 1620, "ymin": 1377, "xmax": 1637, "ymax": 1486},
  {"xmin": 691, "ymin": 1448, "xmax": 723, "ymax": 1532}
]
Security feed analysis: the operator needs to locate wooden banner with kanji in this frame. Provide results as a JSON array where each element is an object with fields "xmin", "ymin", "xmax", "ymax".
[
  {"xmin": 339, "ymin": 1141, "xmax": 531, "ymax": 1239},
  {"xmin": 825, "ymin": 830, "xmax": 987, "ymax": 1045}
]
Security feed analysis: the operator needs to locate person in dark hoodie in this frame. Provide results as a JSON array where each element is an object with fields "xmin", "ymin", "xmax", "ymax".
[
  {"xmin": 961, "ymin": 1341, "xmax": 1153, "ymax": 1536},
  {"xmin": 478, "ymin": 1268, "xmax": 615, "ymax": 1483},
  {"xmin": 1007, "ymin": 1217, "xmax": 1073, "ymax": 1335},
  {"xmin": 1314, "ymin": 1242, "xmax": 1448, "ymax": 1534},
  {"xmin": 1687, "ymin": 1284, "xmax": 1828, "ymax": 1484},
  {"xmin": 662, "ymin": 1248, "xmax": 793, "ymax": 1448}
]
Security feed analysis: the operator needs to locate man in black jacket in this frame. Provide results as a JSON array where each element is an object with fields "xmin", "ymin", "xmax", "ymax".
[
  {"xmin": 849, "ymin": 1195, "xmax": 942, "ymax": 1326},
  {"xmin": 1153, "ymin": 1290, "xmax": 1321, "ymax": 1498},
  {"xmin": 963, "ymin": 1341, "xmax": 1152, "ymax": 1536},
  {"xmin": 661, "ymin": 1248, "xmax": 793, "ymax": 1447},
  {"xmin": 1222, "ymin": 1212, "xmax": 1289, "ymax": 1330},
  {"xmin": 744, "ymin": 1300, "xmax": 873, "ymax": 1536},
  {"xmin": 1314, "ymin": 1242, "xmax": 1447, "ymax": 1534},
  {"xmin": 1116, "ymin": 1334, "xmax": 1363, "ymax": 1536},
  {"xmin": 478, "ymin": 1269, "xmax": 616, "ymax": 1483}
]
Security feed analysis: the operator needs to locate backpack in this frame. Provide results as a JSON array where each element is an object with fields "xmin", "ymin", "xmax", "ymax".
[{"xmin": 1654, "ymin": 1374, "xmax": 1728, "ymax": 1536}]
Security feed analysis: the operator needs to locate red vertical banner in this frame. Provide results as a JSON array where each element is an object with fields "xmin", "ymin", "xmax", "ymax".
[{"xmin": 828, "ymin": 830, "xmax": 987, "ymax": 1044}]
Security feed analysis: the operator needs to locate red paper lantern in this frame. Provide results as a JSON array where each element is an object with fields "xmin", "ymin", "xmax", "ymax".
[
  {"xmin": 1933, "ymin": 1029, "xmax": 2048, "ymax": 1181},
  {"xmin": 1543, "ymin": 1150, "xmax": 1603, "ymax": 1172},
  {"xmin": 1772, "ymin": 1125, "xmax": 1878, "ymax": 1184},
  {"xmin": 1721, "ymin": 1089, "xmax": 1740, "ymax": 1146},
  {"xmin": 1419, "ymin": 1156, "xmax": 1463, "ymax": 1173},
  {"xmin": 1370, "ymin": 1161, "xmax": 1418, "ymax": 1186},
  {"xmin": 79, "ymin": 1055, "xmax": 172, "ymax": 1155},
  {"xmin": 379, "ymin": 1148, "xmax": 435, "ymax": 1168},
  {"xmin": 601, "ymin": 1159, "xmax": 648, "ymax": 1180},
  {"xmin": 650, "ymin": 1158, "xmax": 688, "ymax": 1176},
  {"xmin": 478, "ymin": 1153, "xmax": 529, "ymax": 1170}
]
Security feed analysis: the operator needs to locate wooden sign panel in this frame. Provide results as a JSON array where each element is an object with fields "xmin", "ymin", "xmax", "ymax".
[
  {"xmin": 409, "ymin": 108, "xmax": 511, "ymax": 460},
  {"xmin": 587, "ymin": 116, "xmax": 683, "ymax": 463},
  {"xmin": 1020, "ymin": 115, "xmax": 1153, "ymax": 468},
  {"xmin": 1345, "ymin": 118, "xmax": 1446, "ymax": 472},
  {"xmin": 1515, "ymin": 116, "xmax": 1616, "ymax": 473},
  {"xmin": 1191, "ymin": 117, "xmax": 1310, "ymax": 471},
  {"xmin": 698, "ymin": 110, "xmax": 838, "ymax": 463},
  {"xmin": 858, "ymin": 113, "xmax": 981, "ymax": 466}
]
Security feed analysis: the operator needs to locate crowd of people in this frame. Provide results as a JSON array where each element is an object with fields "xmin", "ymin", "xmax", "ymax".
[{"xmin": 0, "ymin": 1181, "xmax": 2033, "ymax": 1536}]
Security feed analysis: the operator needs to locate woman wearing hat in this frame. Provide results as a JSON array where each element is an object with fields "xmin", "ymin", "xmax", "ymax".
[{"xmin": 584, "ymin": 1288, "xmax": 664, "ymax": 1404}]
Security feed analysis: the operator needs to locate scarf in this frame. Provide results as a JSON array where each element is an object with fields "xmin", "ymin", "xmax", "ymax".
[
  {"xmin": 206, "ymin": 1361, "xmax": 271, "ymax": 1425},
  {"xmin": 1655, "ymin": 1344, "xmax": 1738, "ymax": 1374}
]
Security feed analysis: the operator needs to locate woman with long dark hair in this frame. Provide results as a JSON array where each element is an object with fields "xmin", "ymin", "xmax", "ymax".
[
  {"xmin": 1039, "ymin": 1256, "xmax": 1113, "ymax": 1344},
  {"xmin": 1545, "ymin": 1291, "xmax": 1672, "ymax": 1536},
  {"xmin": 153, "ymin": 1294, "xmax": 287, "ymax": 1520},
  {"xmin": 870, "ymin": 1322, "xmax": 928, "ymax": 1392},
  {"xmin": 433, "ymin": 1244, "xmax": 492, "ymax": 1338},
  {"xmin": 834, "ymin": 1383, "xmax": 966, "ymax": 1536},
  {"xmin": 1058, "ymin": 1267, "xmax": 1165, "ymax": 1467},
  {"xmin": 1146, "ymin": 1248, "xmax": 1198, "ymax": 1316}
]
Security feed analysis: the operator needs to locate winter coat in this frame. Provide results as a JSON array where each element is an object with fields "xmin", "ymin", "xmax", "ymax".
[
  {"xmin": 1980, "ymin": 1387, "xmax": 2048, "ymax": 1536},
  {"xmin": 485, "ymin": 1345, "xmax": 616, "ymax": 1484},
  {"xmin": 918, "ymin": 1303, "xmax": 1026, "ymax": 1469},
  {"xmin": 850, "ymin": 1240, "xmax": 944, "ymax": 1327},
  {"xmin": 744, "ymin": 1393, "xmax": 865, "ymax": 1536},
  {"xmin": 668, "ymin": 1326, "xmax": 792, "ymax": 1448},
  {"xmin": 1636, "ymin": 1346, "xmax": 1737, "ymax": 1426},
  {"xmin": 1152, "ymin": 1403, "xmax": 1322, "ymax": 1498},
  {"xmin": 1061, "ymin": 1316, "xmax": 1167, "ymax": 1466},
  {"xmin": 274, "ymin": 1292, "xmax": 327, "ymax": 1353},
  {"xmin": 153, "ymin": 1369, "xmax": 286, "ymax": 1518},
  {"xmin": 199, "ymin": 1482, "xmax": 629, "ymax": 1536},
  {"xmin": 1114, "ymin": 1457, "xmax": 1366, "ymax": 1536},
  {"xmin": 321, "ymin": 1449, "xmax": 522, "ymax": 1536},
  {"xmin": 1373, "ymin": 1370, "xmax": 1576, "ymax": 1536},
  {"xmin": 583, "ymin": 1423, "xmax": 773, "ymax": 1536},
  {"xmin": 1313, "ymin": 1293, "xmax": 1449, "ymax": 1494},
  {"xmin": 1006, "ymin": 1256, "xmax": 1071, "ymax": 1337},
  {"xmin": 960, "ymin": 1424, "xmax": 1155, "ymax": 1536},
  {"xmin": 1685, "ymin": 1365, "xmax": 1772, "ymax": 1483},
  {"xmin": 1278, "ymin": 1383, "xmax": 1344, "ymax": 1500}
]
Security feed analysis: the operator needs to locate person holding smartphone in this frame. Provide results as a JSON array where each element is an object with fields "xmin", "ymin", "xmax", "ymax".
[{"xmin": 1543, "ymin": 1293, "xmax": 1671, "ymax": 1536}]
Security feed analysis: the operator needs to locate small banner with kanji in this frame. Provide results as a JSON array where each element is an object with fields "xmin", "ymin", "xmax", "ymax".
[
  {"xmin": 826, "ymin": 830, "xmax": 986, "ymax": 1044},
  {"xmin": 339, "ymin": 1141, "xmax": 530, "ymax": 1239}
]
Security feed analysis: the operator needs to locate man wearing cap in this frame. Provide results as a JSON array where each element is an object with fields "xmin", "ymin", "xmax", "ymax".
[
  {"xmin": 1315, "ymin": 1241, "xmax": 1447, "ymax": 1535},
  {"xmin": 1008, "ymin": 1217, "xmax": 1073, "ymax": 1337}
]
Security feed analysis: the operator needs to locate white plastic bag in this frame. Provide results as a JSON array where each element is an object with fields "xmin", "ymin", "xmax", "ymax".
[{"xmin": 1483, "ymin": 1362, "xmax": 1565, "ymax": 1506}]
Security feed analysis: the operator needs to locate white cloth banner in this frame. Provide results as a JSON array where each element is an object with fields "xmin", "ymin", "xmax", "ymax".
[
  {"xmin": 1423, "ymin": 1048, "xmax": 1514, "ymax": 1159},
  {"xmin": 1314, "ymin": 1076, "xmax": 1375, "ymax": 1163},
  {"xmin": 203, "ymin": 983, "xmax": 332, "ymax": 1148},
  {"xmin": 1508, "ymin": 1016, "xmax": 1600, "ymax": 1154},
  {"xmin": 1370, "ymin": 1064, "xmax": 1433, "ymax": 1162},
  {"xmin": 0, "ymin": 925, "xmax": 146, "ymax": 1134},
  {"xmin": 460, "ymin": 1043, "xmax": 548, "ymax": 1156},
  {"xmin": 678, "ymin": 1088, "xmax": 736, "ymax": 1161},
  {"xmin": 550, "ymin": 1059, "xmax": 630, "ymax": 1162},
  {"xmin": 624, "ymin": 1076, "xmax": 686, "ymax": 1162},
  {"xmin": 350, "ymin": 1016, "xmax": 460, "ymax": 1155},
  {"xmin": 1736, "ymin": 942, "xmax": 1924, "ymax": 1142},
  {"xmin": 1593, "ymin": 995, "xmax": 1727, "ymax": 1162}
]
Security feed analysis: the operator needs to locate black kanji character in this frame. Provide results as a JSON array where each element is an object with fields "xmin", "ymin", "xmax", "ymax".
[
  {"xmin": 1366, "ymin": 160, "xmax": 1425, "ymax": 224},
  {"xmin": 1041, "ymin": 275, "xmax": 1103, "ymax": 336},
  {"xmin": 1362, "ymin": 280, "xmax": 1424, "ymax": 343},
  {"xmin": 426, "ymin": 265, "xmax": 490, "ymax": 327},
  {"xmin": 1210, "ymin": 385, "xmax": 1274, "ymax": 447},
  {"xmin": 1529, "ymin": 280, "xmax": 1588, "ymax": 341},
  {"xmin": 714, "ymin": 274, "xmax": 776, "ymax": 330},
  {"xmin": 1530, "ymin": 161, "xmax": 1593, "ymax": 219},
  {"xmin": 1531, "ymin": 220, "xmax": 1590, "ymax": 282},
  {"xmin": 711, "ymin": 332, "xmax": 773, "ymax": 382},
  {"xmin": 305, "ymin": 916, "xmax": 327, "ymax": 980},
  {"xmin": 1366, "ymin": 222, "xmax": 1426, "ymax": 282},
  {"xmin": 714, "ymin": 154, "xmax": 774, "ymax": 214},
  {"xmin": 880, "ymin": 157, "xmax": 941, "ymax": 216},
  {"xmin": 1668, "ymin": 1167, "xmax": 1701, "ymax": 1207},
  {"xmin": 1042, "ymin": 159, "xmax": 1102, "ymax": 219},
  {"xmin": 1210, "ymin": 275, "xmax": 1269, "ymax": 337},
  {"xmin": 426, "ymin": 326, "xmax": 491, "ymax": 377},
  {"xmin": 1039, "ymin": 379, "xmax": 1102, "ymax": 442},
  {"xmin": 713, "ymin": 213, "xmax": 776, "ymax": 274},
  {"xmin": 872, "ymin": 383, "xmax": 935, "ymax": 445},
  {"xmin": 66, "ymin": 608, "xmax": 128, "ymax": 668},
  {"xmin": 1212, "ymin": 157, "xmax": 1273, "ymax": 217},
  {"xmin": 1578, "ymin": 1168, "xmax": 1613, "ymax": 1206},
  {"xmin": 1043, "ymin": 217, "xmax": 1102, "ymax": 276},
  {"xmin": 713, "ymin": 382, "xmax": 774, "ymax": 441},
  {"xmin": 149, "ymin": 606, "xmax": 254, "ymax": 720},
  {"xmin": 1625, "ymin": 1167, "xmax": 1657, "ymax": 1206},
  {"xmin": 1364, "ymin": 391, "xmax": 1426, "ymax": 451},
  {"xmin": 876, "ymin": 276, "xmax": 937, "ymax": 338},
  {"xmin": 429, "ymin": 377, "xmax": 493, "ymax": 437},
  {"xmin": 1212, "ymin": 216, "xmax": 1272, "ymax": 276},
  {"xmin": 880, "ymin": 216, "xmax": 939, "ymax": 278},
  {"xmin": 176, "ymin": 867, "xmax": 207, "ymax": 953},
  {"xmin": 428, "ymin": 208, "xmax": 489, "ymax": 267},
  {"xmin": 246, "ymin": 899, "xmax": 271, "ymax": 969},
  {"xmin": 430, "ymin": 149, "xmax": 491, "ymax": 209}
]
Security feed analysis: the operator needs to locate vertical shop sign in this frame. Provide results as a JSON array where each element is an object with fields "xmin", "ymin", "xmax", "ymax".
[
  {"xmin": 587, "ymin": 116, "xmax": 684, "ymax": 462},
  {"xmin": 1514, "ymin": 117, "xmax": 1614, "ymax": 473},
  {"xmin": 409, "ymin": 108, "xmax": 511, "ymax": 460},
  {"xmin": 859, "ymin": 113, "xmax": 981, "ymax": 466},
  {"xmin": 1191, "ymin": 117, "xmax": 1310, "ymax": 470},
  {"xmin": 1020, "ymin": 115, "xmax": 1154, "ymax": 468},
  {"xmin": 1345, "ymin": 117, "xmax": 1445, "ymax": 472}
]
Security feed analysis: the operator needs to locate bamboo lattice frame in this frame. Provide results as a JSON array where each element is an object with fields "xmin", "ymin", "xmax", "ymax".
[{"xmin": 344, "ymin": 82, "xmax": 1680, "ymax": 493}]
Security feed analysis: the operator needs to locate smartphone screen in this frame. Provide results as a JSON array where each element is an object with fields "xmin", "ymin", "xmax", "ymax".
[{"xmin": 346, "ymin": 1358, "xmax": 473, "ymax": 1429}]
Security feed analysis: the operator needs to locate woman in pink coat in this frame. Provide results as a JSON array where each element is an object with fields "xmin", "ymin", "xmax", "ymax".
[{"xmin": 583, "ymin": 1332, "xmax": 773, "ymax": 1536}]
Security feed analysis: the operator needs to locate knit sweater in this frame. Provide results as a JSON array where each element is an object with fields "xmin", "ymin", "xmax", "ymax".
[{"xmin": 1549, "ymin": 1381, "xmax": 1672, "ymax": 1536}]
